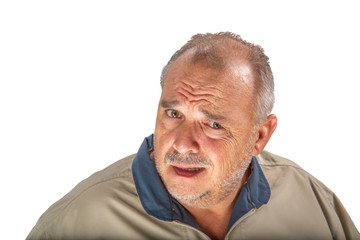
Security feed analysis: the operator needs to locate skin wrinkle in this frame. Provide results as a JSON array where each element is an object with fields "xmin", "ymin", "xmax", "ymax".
[
  {"xmin": 160, "ymin": 33, "xmax": 275, "ymax": 124},
  {"xmin": 154, "ymin": 33, "xmax": 278, "ymax": 240},
  {"xmin": 154, "ymin": 50, "xmax": 258, "ymax": 209},
  {"xmin": 176, "ymin": 87, "xmax": 214, "ymax": 107},
  {"xmin": 174, "ymin": 80, "xmax": 225, "ymax": 115},
  {"xmin": 173, "ymin": 71, "xmax": 255, "ymax": 121},
  {"xmin": 181, "ymin": 82, "xmax": 227, "ymax": 96},
  {"xmin": 176, "ymin": 76, "xmax": 223, "ymax": 97},
  {"xmin": 175, "ymin": 91, "xmax": 232, "ymax": 132}
]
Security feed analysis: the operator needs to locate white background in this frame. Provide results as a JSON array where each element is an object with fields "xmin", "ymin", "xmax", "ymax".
[{"xmin": 1, "ymin": 1, "xmax": 359, "ymax": 238}]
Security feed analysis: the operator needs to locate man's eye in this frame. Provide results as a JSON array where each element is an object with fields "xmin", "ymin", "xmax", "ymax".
[
  {"xmin": 165, "ymin": 109, "xmax": 181, "ymax": 118},
  {"xmin": 209, "ymin": 121, "xmax": 223, "ymax": 129}
]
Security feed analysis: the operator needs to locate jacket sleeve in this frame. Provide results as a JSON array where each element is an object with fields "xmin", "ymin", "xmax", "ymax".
[
  {"xmin": 27, "ymin": 226, "xmax": 44, "ymax": 239},
  {"xmin": 331, "ymin": 194, "xmax": 359, "ymax": 239},
  {"xmin": 312, "ymin": 179, "xmax": 359, "ymax": 240}
]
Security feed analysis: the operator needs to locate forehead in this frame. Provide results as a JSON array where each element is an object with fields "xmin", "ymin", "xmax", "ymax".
[{"xmin": 161, "ymin": 53, "xmax": 257, "ymax": 120}]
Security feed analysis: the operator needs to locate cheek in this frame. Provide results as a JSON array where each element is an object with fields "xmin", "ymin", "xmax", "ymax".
[
  {"xmin": 154, "ymin": 120, "xmax": 176, "ymax": 157},
  {"xmin": 201, "ymin": 138, "xmax": 234, "ymax": 164},
  {"xmin": 204, "ymin": 137, "xmax": 247, "ymax": 169}
]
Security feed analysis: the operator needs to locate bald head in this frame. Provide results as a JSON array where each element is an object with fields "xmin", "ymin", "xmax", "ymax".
[{"xmin": 160, "ymin": 32, "xmax": 274, "ymax": 123}]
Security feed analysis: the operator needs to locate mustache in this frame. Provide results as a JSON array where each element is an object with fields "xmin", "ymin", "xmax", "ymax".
[{"xmin": 164, "ymin": 151, "xmax": 213, "ymax": 168}]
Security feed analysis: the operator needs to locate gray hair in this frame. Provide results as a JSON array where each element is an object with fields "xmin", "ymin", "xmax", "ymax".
[{"xmin": 160, "ymin": 32, "xmax": 274, "ymax": 124}]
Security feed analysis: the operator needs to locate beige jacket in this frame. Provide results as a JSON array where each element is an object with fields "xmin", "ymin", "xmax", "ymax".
[{"xmin": 27, "ymin": 149, "xmax": 359, "ymax": 239}]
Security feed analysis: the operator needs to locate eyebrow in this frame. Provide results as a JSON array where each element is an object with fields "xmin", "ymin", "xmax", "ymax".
[
  {"xmin": 160, "ymin": 99, "xmax": 227, "ymax": 122},
  {"xmin": 160, "ymin": 100, "xmax": 180, "ymax": 109},
  {"xmin": 200, "ymin": 109, "xmax": 226, "ymax": 122}
]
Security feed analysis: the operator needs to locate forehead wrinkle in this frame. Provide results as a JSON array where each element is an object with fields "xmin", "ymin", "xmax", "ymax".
[
  {"xmin": 174, "ymin": 81, "xmax": 230, "ymax": 118},
  {"xmin": 176, "ymin": 87, "xmax": 215, "ymax": 104},
  {"xmin": 177, "ymin": 92, "xmax": 213, "ymax": 111},
  {"xmin": 175, "ymin": 80, "xmax": 225, "ymax": 101}
]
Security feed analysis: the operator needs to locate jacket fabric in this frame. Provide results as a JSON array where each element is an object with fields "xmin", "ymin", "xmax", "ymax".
[{"xmin": 27, "ymin": 135, "xmax": 360, "ymax": 239}]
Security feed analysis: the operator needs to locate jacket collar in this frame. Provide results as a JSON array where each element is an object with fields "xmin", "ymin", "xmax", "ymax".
[{"xmin": 132, "ymin": 134, "xmax": 271, "ymax": 231}]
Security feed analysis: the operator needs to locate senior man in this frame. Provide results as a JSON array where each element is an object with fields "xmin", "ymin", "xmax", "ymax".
[{"xmin": 27, "ymin": 32, "xmax": 359, "ymax": 240}]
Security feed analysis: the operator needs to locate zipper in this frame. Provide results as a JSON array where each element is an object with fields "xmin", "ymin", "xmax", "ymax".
[
  {"xmin": 224, "ymin": 208, "xmax": 256, "ymax": 240},
  {"xmin": 172, "ymin": 220, "xmax": 211, "ymax": 240},
  {"xmin": 172, "ymin": 208, "xmax": 256, "ymax": 240}
]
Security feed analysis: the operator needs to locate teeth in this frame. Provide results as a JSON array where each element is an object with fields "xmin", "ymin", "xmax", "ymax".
[{"xmin": 180, "ymin": 168, "xmax": 202, "ymax": 171}]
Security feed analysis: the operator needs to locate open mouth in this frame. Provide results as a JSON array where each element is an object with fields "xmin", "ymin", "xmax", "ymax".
[{"xmin": 172, "ymin": 166, "xmax": 205, "ymax": 177}]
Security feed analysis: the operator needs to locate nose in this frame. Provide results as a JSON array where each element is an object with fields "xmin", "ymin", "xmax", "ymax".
[{"xmin": 172, "ymin": 123, "xmax": 200, "ymax": 154}]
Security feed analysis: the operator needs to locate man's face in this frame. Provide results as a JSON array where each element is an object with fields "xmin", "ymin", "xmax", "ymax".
[{"xmin": 153, "ymin": 54, "xmax": 258, "ymax": 208}]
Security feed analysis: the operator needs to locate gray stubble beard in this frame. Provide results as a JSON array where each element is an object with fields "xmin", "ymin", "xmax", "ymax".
[{"xmin": 153, "ymin": 131, "xmax": 256, "ymax": 208}]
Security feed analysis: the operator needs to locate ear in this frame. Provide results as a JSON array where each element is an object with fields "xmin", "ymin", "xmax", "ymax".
[{"xmin": 253, "ymin": 114, "xmax": 278, "ymax": 156}]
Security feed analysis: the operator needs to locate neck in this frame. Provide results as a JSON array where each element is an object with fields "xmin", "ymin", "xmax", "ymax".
[{"xmin": 182, "ymin": 167, "xmax": 251, "ymax": 240}]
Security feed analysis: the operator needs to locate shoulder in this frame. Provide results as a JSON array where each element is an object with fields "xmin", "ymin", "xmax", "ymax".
[
  {"xmin": 28, "ymin": 153, "xmax": 192, "ymax": 239},
  {"xmin": 64, "ymin": 153, "xmax": 138, "ymax": 203},
  {"xmin": 257, "ymin": 150, "xmax": 323, "ymax": 185},
  {"xmin": 257, "ymin": 150, "xmax": 301, "ymax": 169},
  {"xmin": 28, "ymin": 154, "xmax": 141, "ymax": 239},
  {"xmin": 256, "ymin": 150, "xmax": 333, "ymax": 198},
  {"xmin": 252, "ymin": 151, "xmax": 359, "ymax": 239}
]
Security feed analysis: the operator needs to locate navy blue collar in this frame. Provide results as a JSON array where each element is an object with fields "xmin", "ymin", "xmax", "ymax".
[{"xmin": 132, "ymin": 134, "xmax": 271, "ymax": 231}]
